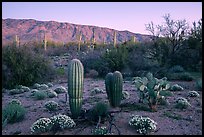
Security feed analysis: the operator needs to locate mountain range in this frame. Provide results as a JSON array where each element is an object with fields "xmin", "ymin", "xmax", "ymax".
[{"xmin": 2, "ymin": 18, "xmax": 152, "ymax": 45}]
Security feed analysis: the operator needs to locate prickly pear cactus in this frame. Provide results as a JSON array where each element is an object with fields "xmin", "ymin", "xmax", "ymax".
[
  {"xmin": 67, "ymin": 59, "xmax": 84, "ymax": 118},
  {"xmin": 105, "ymin": 71, "xmax": 123, "ymax": 107},
  {"xmin": 133, "ymin": 72, "xmax": 170, "ymax": 111}
]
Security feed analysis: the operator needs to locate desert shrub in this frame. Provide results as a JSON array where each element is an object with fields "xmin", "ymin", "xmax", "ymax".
[
  {"xmin": 2, "ymin": 45, "xmax": 56, "ymax": 89},
  {"xmin": 167, "ymin": 72, "xmax": 193, "ymax": 81},
  {"xmin": 44, "ymin": 101, "xmax": 59, "ymax": 111},
  {"xmin": 30, "ymin": 118, "xmax": 53, "ymax": 135},
  {"xmin": 159, "ymin": 90, "xmax": 173, "ymax": 96},
  {"xmin": 170, "ymin": 84, "xmax": 184, "ymax": 91},
  {"xmin": 54, "ymin": 86, "xmax": 67, "ymax": 94},
  {"xmin": 122, "ymin": 91, "xmax": 130, "ymax": 100},
  {"xmin": 8, "ymin": 99, "xmax": 22, "ymax": 105},
  {"xmin": 129, "ymin": 115, "xmax": 157, "ymax": 135},
  {"xmin": 33, "ymin": 90, "xmax": 47, "ymax": 100},
  {"xmin": 90, "ymin": 88, "xmax": 105, "ymax": 95},
  {"xmin": 196, "ymin": 78, "xmax": 202, "ymax": 91},
  {"xmin": 50, "ymin": 114, "xmax": 76, "ymax": 131},
  {"xmin": 2, "ymin": 103, "xmax": 26, "ymax": 124},
  {"xmin": 85, "ymin": 69, "xmax": 99, "ymax": 78},
  {"xmin": 168, "ymin": 65, "xmax": 185, "ymax": 73},
  {"xmin": 89, "ymin": 102, "xmax": 109, "ymax": 122},
  {"xmin": 46, "ymin": 89, "xmax": 58, "ymax": 98},
  {"xmin": 8, "ymin": 88, "xmax": 24, "ymax": 95},
  {"xmin": 33, "ymin": 83, "xmax": 41, "ymax": 89},
  {"xmin": 16, "ymin": 85, "xmax": 30, "ymax": 92},
  {"xmin": 187, "ymin": 91, "xmax": 200, "ymax": 97},
  {"xmin": 92, "ymin": 126, "xmax": 108, "ymax": 135},
  {"xmin": 37, "ymin": 84, "xmax": 49, "ymax": 90},
  {"xmin": 175, "ymin": 97, "xmax": 191, "ymax": 109},
  {"xmin": 47, "ymin": 83, "xmax": 54, "ymax": 87}
]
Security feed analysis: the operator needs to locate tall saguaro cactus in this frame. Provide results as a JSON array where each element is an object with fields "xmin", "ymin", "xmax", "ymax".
[
  {"xmin": 14, "ymin": 35, "xmax": 20, "ymax": 47},
  {"xmin": 43, "ymin": 33, "xmax": 47, "ymax": 51},
  {"xmin": 113, "ymin": 31, "xmax": 117, "ymax": 48},
  {"xmin": 105, "ymin": 71, "xmax": 123, "ymax": 107},
  {"xmin": 78, "ymin": 32, "xmax": 82, "ymax": 51},
  {"xmin": 67, "ymin": 59, "xmax": 84, "ymax": 118}
]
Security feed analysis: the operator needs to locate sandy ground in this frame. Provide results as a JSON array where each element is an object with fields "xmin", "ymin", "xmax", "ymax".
[{"xmin": 2, "ymin": 78, "xmax": 202, "ymax": 135}]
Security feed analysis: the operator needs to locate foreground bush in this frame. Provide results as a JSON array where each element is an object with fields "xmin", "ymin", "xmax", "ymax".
[
  {"xmin": 2, "ymin": 45, "xmax": 56, "ymax": 89},
  {"xmin": 2, "ymin": 101, "xmax": 26, "ymax": 124},
  {"xmin": 129, "ymin": 114, "xmax": 157, "ymax": 135}
]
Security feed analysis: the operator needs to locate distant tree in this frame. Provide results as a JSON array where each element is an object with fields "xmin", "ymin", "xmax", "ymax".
[{"xmin": 145, "ymin": 13, "xmax": 190, "ymax": 67}]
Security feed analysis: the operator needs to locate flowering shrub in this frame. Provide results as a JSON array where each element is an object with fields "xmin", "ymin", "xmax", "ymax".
[
  {"xmin": 187, "ymin": 91, "xmax": 200, "ymax": 97},
  {"xmin": 47, "ymin": 83, "xmax": 53, "ymax": 87},
  {"xmin": 122, "ymin": 91, "xmax": 130, "ymax": 100},
  {"xmin": 44, "ymin": 101, "xmax": 59, "ymax": 111},
  {"xmin": 92, "ymin": 126, "xmax": 108, "ymax": 135},
  {"xmin": 175, "ymin": 97, "xmax": 191, "ymax": 109},
  {"xmin": 54, "ymin": 86, "xmax": 67, "ymax": 94},
  {"xmin": 129, "ymin": 115, "xmax": 157, "ymax": 135},
  {"xmin": 8, "ymin": 89, "xmax": 24, "ymax": 95},
  {"xmin": 8, "ymin": 99, "xmax": 22, "ymax": 105},
  {"xmin": 170, "ymin": 84, "xmax": 184, "ymax": 91},
  {"xmin": 50, "ymin": 114, "xmax": 76, "ymax": 130},
  {"xmin": 46, "ymin": 89, "xmax": 58, "ymax": 98},
  {"xmin": 30, "ymin": 118, "xmax": 53, "ymax": 134}
]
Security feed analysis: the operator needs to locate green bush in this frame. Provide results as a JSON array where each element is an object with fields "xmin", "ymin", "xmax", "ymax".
[
  {"xmin": 2, "ymin": 45, "xmax": 56, "ymax": 89},
  {"xmin": 167, "ymin": 72, "xmax": 193, "ymax": 81},
  {"xmin": 33, "ymin": 90, "xmax": 47, "ymax": 100},
  {"xmin": 175, "ymin": 97, "xmax": 191, "ymax": 109},
  {"xmin": 2, "ymin": 102, "xmax": 26, "ymax": 124},
  {"xmin": 196, "ymin": 78, "xmax": 202, "ymax": 91},
  {"xmin": 44, "ymin": 101, "xmax": 59, "ymax": 111}
]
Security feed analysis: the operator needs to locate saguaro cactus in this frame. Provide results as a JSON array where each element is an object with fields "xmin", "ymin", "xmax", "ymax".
[
  {"xmin": 14, "ymin": 35, "xmax": 20, "ymax": 47},
  {"xmin": 78, "ymin": 32, "xmax": 82, "ymax": 51},
  {"xmin": 113, "ymin": 31, "xmax": 117, "ymax": 48},
  {"xmin": 43, "ymin": 33, "xmax": 47, "ymax": 51},
  {"xmin": 105, "ymin": 71, "xmax": 123, "ymax": 107},
  {"xmin": 67, "ymin": 59, "xmax": 84, "ymax": 118}
]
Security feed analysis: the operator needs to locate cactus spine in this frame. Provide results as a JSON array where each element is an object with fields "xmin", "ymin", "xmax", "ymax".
[
  {"xmin": 105, "ymin": 71, "xmax": 123, "ymax": 107},
  {"xmin": 113, "ymin": 31, "xmax": 117, "ymax": 48},
  {"xmin": 68, "ymin": 59, "xmax": 84, "ymax": 118}
]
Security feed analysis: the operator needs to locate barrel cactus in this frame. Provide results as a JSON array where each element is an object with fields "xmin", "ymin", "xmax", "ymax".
[
  {"xmin": 67, "ymin": 59, "xmax": 84, "ymax": 118},
  {"xmin": 105, "ymin": 71, "xmax": 123, "ymax": 107}
]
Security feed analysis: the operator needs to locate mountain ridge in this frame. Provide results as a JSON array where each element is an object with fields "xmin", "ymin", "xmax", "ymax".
[{"xmin": 2, "ymin": 18, "xmax": 152, "ymax": 45}]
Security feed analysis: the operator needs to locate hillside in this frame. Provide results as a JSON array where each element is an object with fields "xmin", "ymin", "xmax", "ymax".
[{"xmin": 2, "ymin": 18, "xmax": 152, "ymax": 45}]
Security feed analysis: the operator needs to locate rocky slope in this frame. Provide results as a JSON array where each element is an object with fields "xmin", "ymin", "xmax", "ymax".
[{"xmin": 2, "ymin": 18, "xmax": 152, "ymax": 45}]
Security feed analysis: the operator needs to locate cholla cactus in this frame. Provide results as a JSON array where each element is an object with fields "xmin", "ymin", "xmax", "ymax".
[
  {"xmin": 50, "ymin": 114, "xmax": 76, "ymax": 130},
  {"xmin": 129, "ymin": 115, "xmax": 157, "ymax": 135},
  {"xmin": 170, "ymin": 84, "xmax": 184, "ymax": 91},
  {"xmin": 30, "ymin": 118, "xmax": 53, "ymax": 134},
  {"xmin": 133, "ymin": 72, "xmax": 170, "ymax": 111},
  {"xmin": 8, "ymin": 99, "xmax": 22, "ymax": 105},
  {"xmin": 54, "ymin": 86, "xmax": 67, "ymax": 94},
  {"xmin": 175, "ymin": 97, "xmax": 191, "ymax": 109},
  {"xmin": 44, "ymin": 101, "xmax": 59, "ymax": 111},
  {"xmin": 187, "ymin": 91, "xmax": 200, "ymax": 97},
  {"xmin": 92, "ymin": 126, "xmax": 108, "ymax": 135}
]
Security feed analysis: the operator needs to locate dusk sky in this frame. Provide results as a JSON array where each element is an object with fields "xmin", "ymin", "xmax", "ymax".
[{"xmin": 2, "ymin": 2, "xmax": 202, "ymax": 35}]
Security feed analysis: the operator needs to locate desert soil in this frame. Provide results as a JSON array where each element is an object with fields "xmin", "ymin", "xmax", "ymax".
[{"xmin": 2, "ymin": 78, "xmax": 202, "ymax": 135}]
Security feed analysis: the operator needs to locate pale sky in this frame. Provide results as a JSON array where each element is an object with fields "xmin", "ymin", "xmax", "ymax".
[{"xmin": 2, "ymin": 2, "xmax": 202, "ymax": 35}]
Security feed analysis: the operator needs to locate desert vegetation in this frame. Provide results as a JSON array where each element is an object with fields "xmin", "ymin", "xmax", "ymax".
[{"xmin": 2, "ymin": 14, "xmax": 202, "ymax": 135}]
